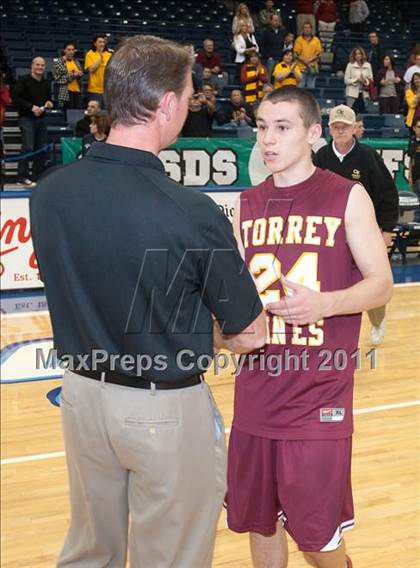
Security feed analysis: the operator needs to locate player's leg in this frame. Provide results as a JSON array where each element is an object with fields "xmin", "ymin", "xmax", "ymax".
[
  {"xmin": 303, "ymin": 541, "xmax": 348, "ymax": 567},
  {"xmin": 250, "ymin": 524, "xmax": 288, "ymax": 568},
  {"xmin": 276, "ymin": 438, "xmax": 354, "ymax": 568},
  {"xmin": 227, "ymin": 428, "xmax": 287, "ymax": 568},
  {"xmin": 123, "ymin": 382, "xmax": 226, "ymax": 568},
  {"xmin": 57, "ymin": 371, "xmax": 129, "ymax": 567}
]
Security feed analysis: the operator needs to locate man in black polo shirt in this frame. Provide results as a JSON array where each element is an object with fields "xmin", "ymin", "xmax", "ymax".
[
  {"xmin": 12, "ymin": 57, "xmax": 53, "ymax": 187},
  {"xmin": 313, "ymin": 104, "xmax": 398, "ymax": 345},
  {"xmin": 30, "ymin": 35, "xmax": 265, "ymax": 568}
]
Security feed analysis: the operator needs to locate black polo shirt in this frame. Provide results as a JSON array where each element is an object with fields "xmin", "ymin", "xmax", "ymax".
[{"xmin": 30, "ymin": 143, "xmax": 262, "ymax": 382}]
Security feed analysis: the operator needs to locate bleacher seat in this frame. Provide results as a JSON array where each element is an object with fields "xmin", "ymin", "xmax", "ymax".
[
  {"xmin": 66, "ymin": 109, "xmax": 86, "ymax": 133},
  {"xmin": 383, "ymin": 115, "xmax": 406, "ymax": 128},
  {"xmin": 45, "ymin": 110, "xmax": 66, "ymax": 127},
  {"xmin": 360, "ymin": 114, "xmax": 384, "ymax": 129}
]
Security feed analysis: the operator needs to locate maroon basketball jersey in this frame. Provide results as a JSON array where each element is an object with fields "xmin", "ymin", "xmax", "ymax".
[{"xmin": 234, "ymin": 167, "xmax": 362, "ymax": 440}]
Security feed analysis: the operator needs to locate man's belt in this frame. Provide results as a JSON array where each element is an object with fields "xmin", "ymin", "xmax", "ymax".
[{"xmin": 72, "ymin": 368, "xmax": 203, "ymax": 390}]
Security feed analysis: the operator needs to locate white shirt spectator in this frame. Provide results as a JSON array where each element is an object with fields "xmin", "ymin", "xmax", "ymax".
[{"xmin": 233, "ymin": 33, "xmax": 260, "ymax": 64}]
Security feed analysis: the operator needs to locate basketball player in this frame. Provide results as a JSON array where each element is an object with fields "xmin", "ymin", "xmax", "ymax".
[{"xmin": 227, "ymin": 87, "xmax": 393, "ymax": 568}]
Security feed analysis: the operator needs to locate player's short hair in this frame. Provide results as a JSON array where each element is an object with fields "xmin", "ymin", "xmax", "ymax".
[
  {"xmin": 105, "ymin": 35, "xmax": 194, "ymax": 126},
  {"xmin": 262, "ymin": 86, "xmax": 321, "ymax": 128}
]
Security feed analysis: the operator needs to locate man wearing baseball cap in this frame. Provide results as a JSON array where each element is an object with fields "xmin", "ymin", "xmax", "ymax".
[{"xmin": 314, "ymin": 104, "xmax": 398, "ymax": 345}]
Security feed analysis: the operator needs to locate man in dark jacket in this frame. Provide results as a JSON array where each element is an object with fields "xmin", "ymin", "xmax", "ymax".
[
  {"xmin": 75, "ymin": 99, "xmax": 101, "ymax": 137},
  {"xmin": 313, "ymin": 104, "xmax": 398, "ymax": 345},
  {"xmin": 12, "ymin": 57, "xmax": 53, "ymax": 186},
  {"xmin": 367, "ymin": 31, "xmax": 385, "ymax": 84},
  {"xmin": 260, "ymin": 13, "xmax": 285, "ymax": 81}
]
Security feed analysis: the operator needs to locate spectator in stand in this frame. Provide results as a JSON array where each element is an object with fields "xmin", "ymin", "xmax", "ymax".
[
  {"xmin": 348, "ymin": 0, "xmax": 370, "ymax": 33},
  {"xmin": 201, "ymin": 84, "xmax": 218, "ymax": 113},
  {"xmin": 182, "ymin": 91, "xmax": 215, "ymax": 137},
  {"xmin": 283, "ymin": 32, "xmax": 295, "ymax": 51},
  {"xmin": 84, "ymin": 35, "xmax": 112, "ymax": 107},
  {"xmin": 316, "ymin": 0, "xmax": 338, "ymax": 52},
  {"xmin": 403, "ymin": 53, "xmax": 420, "ymax": 86},
  {"xmin": 259, "ymin": 0, "xmax": 283, "ymax": 29},
  {"xmin": 240, "ymin": 53, "xmax": 268, "ymax": 106},
  {"xmin": 260, "ymin": 13, "xmax": 286, "ymax": 82},
  {"xmin": 233, "ymin": 22, "xmax": 259, "ymax": 69},
  {"xmin": 82, "ymin": 110, "xmax": 110, "ymax": 155},
  {"xmin": 273, "ymin": 49, "xmax": 302, "ymax": 89},
  {"xmin": 294, "ymin": 22, "xmax": 322, "ymax": 89},
  {"xmin": 53, "ymin": 42, "xmax": 83, "ymax": 109},
  {"xmin": 354, "ymin": 115, "xmax": 365, "ymax": 139},
  {"xmin": 296, "ymin": 0, "xmax": 316, "ymax": 36},
  {"xmin": 102, "ymin": 34, "xmax": 114, "ymax": 53},
  {"xmin": 232, "ymin": 3, "xmax": 255, "ymax": 35},
  {"xmin": 196, "ymin": 39, "xmax": 228, "ymax": 91},
  {"xmin": 219, "ymin": 89, "xmax": 255, "ymax": 127},
  {"xmin": 75, "ymin": 99, "xmax": 102, "ymax": 137},
  {"xmin": 406, "ymin": 44, "xmax": 420, "ymax": 70},
  {"xmin": 405, "ymin": 73, "xmax": 420, "ymax": 130},
  {"xmin": 367, "ymin": 31, "xmax": 385, "ymax": 84},
  {"xmin": 196, "ymin": 39, "xmax": 223, "ymax": 75},
  {"xmin": 12, "ymin": 57, "xmax": 53, "ymax": 187},
  {"xmin": 408, "ymin": 117, "xmax": 420, "ymax": 221},
  {"xmin": 201, "ymin": 67, "xmax": 219, "ymax": 94},
  {"xmin": 378, "ymin": 55, "xmax": 403, "ymax": 114},
  {"xmin": 313, "ymin": 104, "xmax": 398, "ymax": 345},
  {"xmin": 344, "ymin": 46, "xmax": 373, "ymax": 113}
]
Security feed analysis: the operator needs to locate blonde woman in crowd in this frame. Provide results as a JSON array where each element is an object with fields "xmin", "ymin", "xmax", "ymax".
[
  {"xmin": 232, "ymin": 3, "xmax": 255, "ymax": 35},
  {"xmin": 344, "ymin": 46, "xmax": 373, "ymax": 113}
]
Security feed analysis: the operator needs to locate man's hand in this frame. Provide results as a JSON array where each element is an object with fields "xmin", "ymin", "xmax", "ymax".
[
  {"xmin": 44, "ymin": 101, "xmax": 53, "ymax": 109},
  {"xmin": 382, "ymin": 231, "xmax": 393, "ymax": 247},
  {"xmin": 211, "ymin": 66, "xmax": 220, "ymax": 74},
  {"xmin": 32, "ymin": 105, "xmax": 43, "ymax": 116},
  {"xmin": 265, "ymin": 275, "xmax": 329, "ymax": 326}
]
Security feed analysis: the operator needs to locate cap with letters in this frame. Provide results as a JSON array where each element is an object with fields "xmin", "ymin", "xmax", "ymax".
[{"xmin": 328, "ymin": 105, "xmax": 356, "ymax": 126}]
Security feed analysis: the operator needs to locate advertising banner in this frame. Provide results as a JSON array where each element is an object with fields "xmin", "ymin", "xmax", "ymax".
[
  {"xmin": 62, "ymin": 137, "xmax": 411, "ymax": 191},
  {"xmin": 0, "ymin": 197, "xmax": 42, "ymax": 290}
]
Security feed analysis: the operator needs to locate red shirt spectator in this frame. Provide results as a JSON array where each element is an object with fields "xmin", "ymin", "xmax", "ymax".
[
  {"xmin": 316, "ymin": 0, "xmax": 337, "ymax": 23},
  {"xmin": 297, "ymin": 0, "xmax": 314, "ymax": 14},
  {"xmin": 196, "ymin": 39, "xmax": 224, "ymax": 74}
]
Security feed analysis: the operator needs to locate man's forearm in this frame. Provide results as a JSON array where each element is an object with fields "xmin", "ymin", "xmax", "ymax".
[
  {"xmin": 322, "ymin": 276, "xmax": 393, "ymax": 318},
  {"xmin": 213, "ymin": 316, "xmax": 267, "ymax": 354}
]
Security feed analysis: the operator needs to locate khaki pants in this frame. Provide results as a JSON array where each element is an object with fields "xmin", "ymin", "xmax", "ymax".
[{"xmin": 57, "ymin": 371, "xmax": 227, "ymax": 568}]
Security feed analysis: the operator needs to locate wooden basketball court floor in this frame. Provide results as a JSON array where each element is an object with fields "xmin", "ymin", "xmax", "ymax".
[{"xmin": 1, "ymin": 284, "xmax": 419, "ymax": 567}]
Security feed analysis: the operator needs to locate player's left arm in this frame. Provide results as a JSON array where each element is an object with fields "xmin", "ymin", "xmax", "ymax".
[{"xmin": 266, "ymin": 184, "xmax": 393, "ymax": 325}]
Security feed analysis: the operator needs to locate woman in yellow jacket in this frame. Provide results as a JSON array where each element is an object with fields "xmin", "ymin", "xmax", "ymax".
[{"xmin": 405, "ymin": 72, "xmax": 420, "ymax": 129}]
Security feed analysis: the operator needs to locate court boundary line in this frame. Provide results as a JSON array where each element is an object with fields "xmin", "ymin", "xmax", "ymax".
[{"xmin": 1, "ymin": 399, "xmax": 419, "ymax": 466}]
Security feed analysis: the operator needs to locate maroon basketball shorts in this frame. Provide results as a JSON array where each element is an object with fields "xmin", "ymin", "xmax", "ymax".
[{"xmin": 227, "ymin": 428, "xmax": 354, "ymax": 552}]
